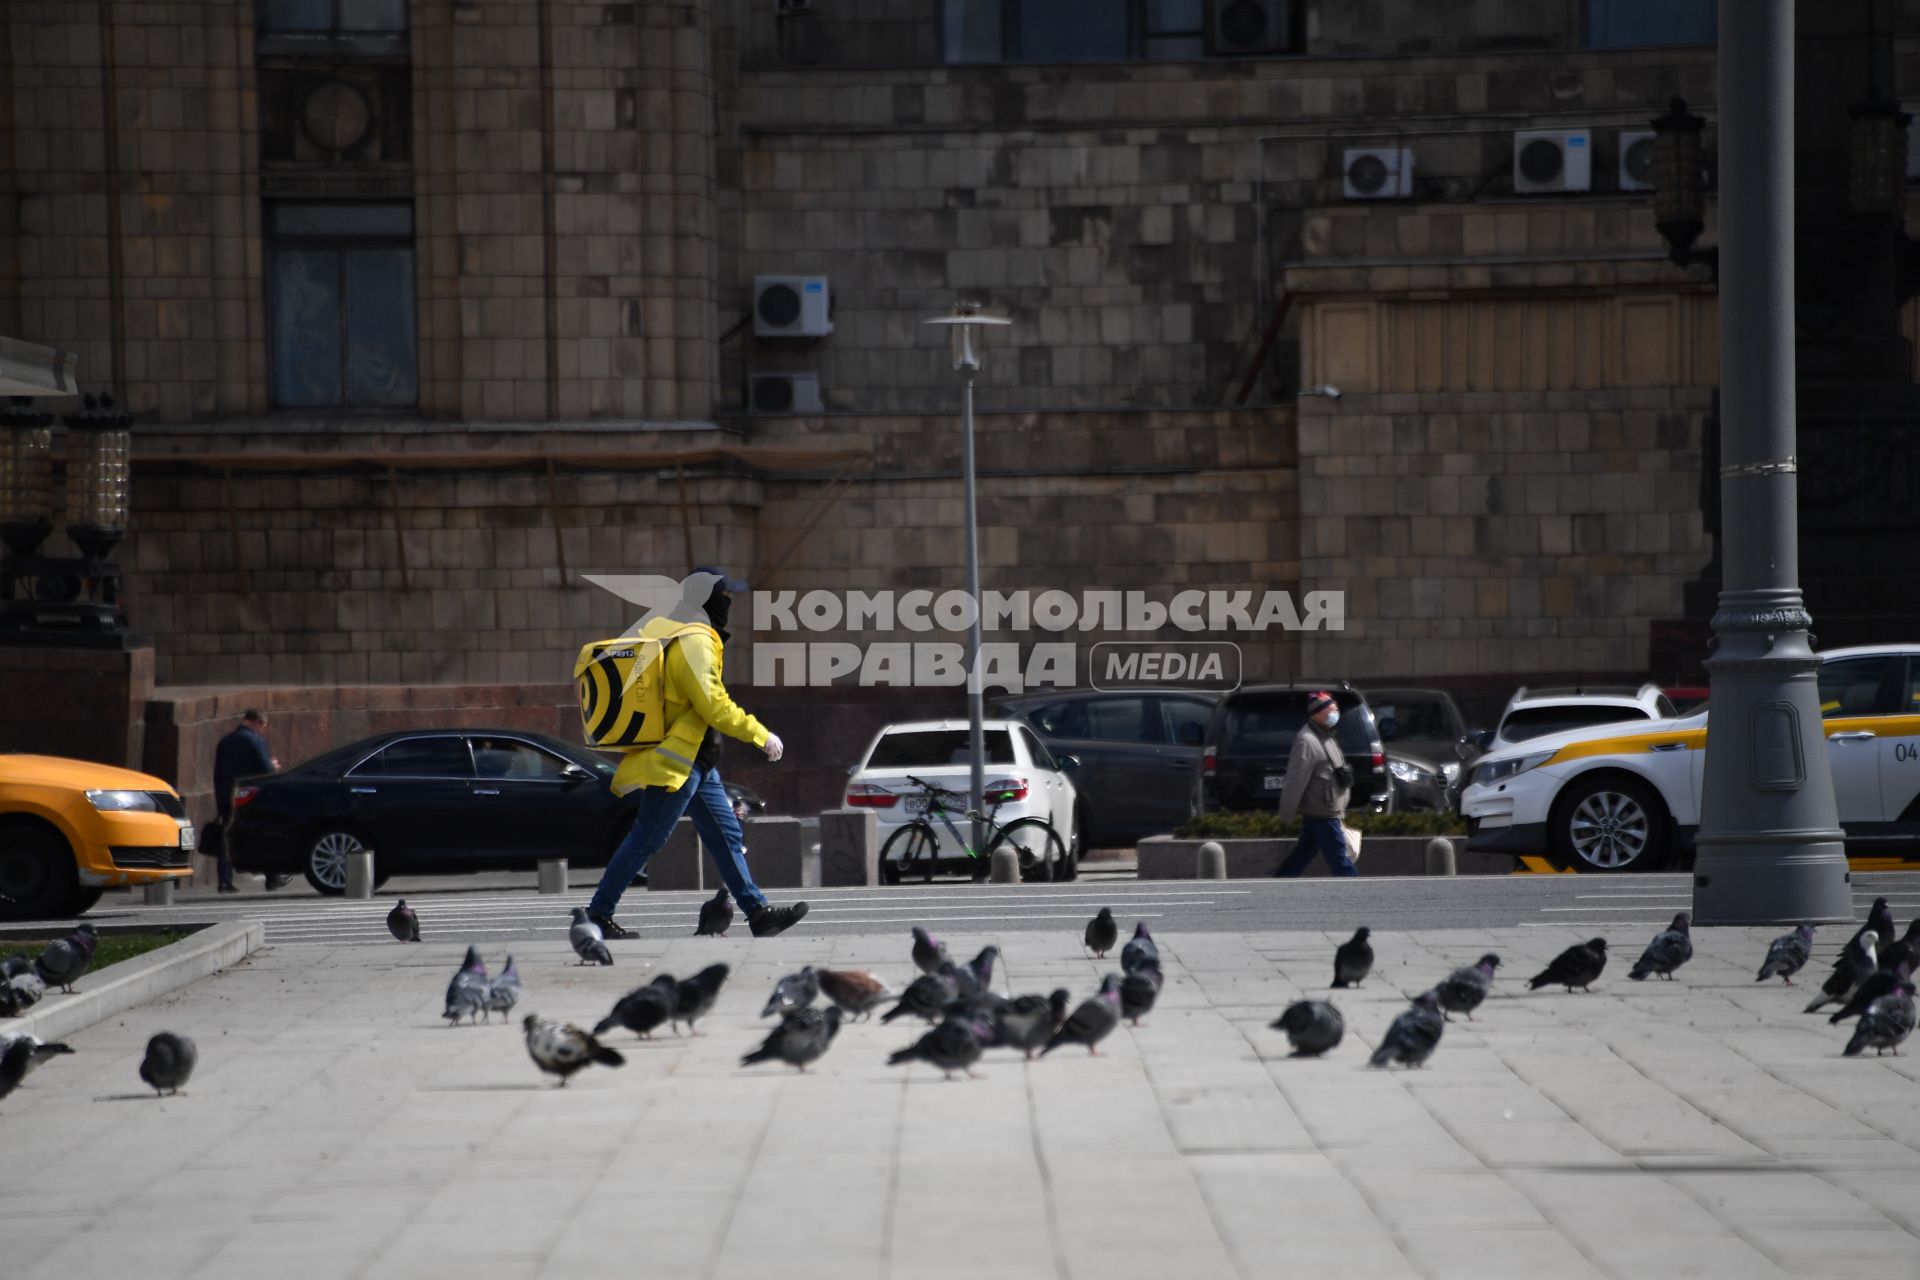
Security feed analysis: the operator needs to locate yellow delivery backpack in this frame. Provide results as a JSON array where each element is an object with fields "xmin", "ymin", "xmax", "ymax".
[{"xmin": 574, "ymin": 623, "xmax": 704, "ymax": 748}]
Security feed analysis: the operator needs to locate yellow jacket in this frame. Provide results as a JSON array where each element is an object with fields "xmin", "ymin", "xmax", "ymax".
[{"xmin": 611, "ymin": 616, "xmax": 769, "ymax": 796}]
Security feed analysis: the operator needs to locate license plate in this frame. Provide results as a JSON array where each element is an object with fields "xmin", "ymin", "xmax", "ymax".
[
  {"xmin": 1263, "ymin": 775, "xmax": 1284, "ymax": 791},
  {"xmin": 179, "ymin": 823, "xmax": 197, "ymax": 851},
  {"xmin": 904, "ymin": 797, "xmax": 929, "ymax": 813}
]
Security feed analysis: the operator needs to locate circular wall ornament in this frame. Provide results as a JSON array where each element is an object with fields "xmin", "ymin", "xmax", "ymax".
[{"xmin": 300, "ymin": 80, "xmax": 373, "ymax": 153}]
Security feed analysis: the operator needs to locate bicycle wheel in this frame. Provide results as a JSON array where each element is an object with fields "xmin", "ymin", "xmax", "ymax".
[
  {"xmin": 880, "ymin": 822, "xmax": 938, "ymax": 886},
  {"xmin": 987, "ymin": 818, "xmax": 1067, "ymax": 884}
]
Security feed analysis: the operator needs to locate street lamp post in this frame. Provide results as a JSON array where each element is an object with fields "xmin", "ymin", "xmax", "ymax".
[
  {"xmin": 1692, "ymin": 0, "xmax": 1854, "ymax": 925},
  {"xmin": 924, "ymin": 303, "xmax": 1011, "ymax": 858}
]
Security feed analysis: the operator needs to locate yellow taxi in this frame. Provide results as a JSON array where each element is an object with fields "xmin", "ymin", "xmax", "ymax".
[{"xmin": 0, "ymin": 754, "xmax": 195, "ymax": 919}]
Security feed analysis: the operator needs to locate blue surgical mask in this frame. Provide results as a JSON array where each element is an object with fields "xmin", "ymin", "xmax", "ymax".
[{"xmin": 1324, "ymin": 709, "xmax": 1341, "ymax": 728}]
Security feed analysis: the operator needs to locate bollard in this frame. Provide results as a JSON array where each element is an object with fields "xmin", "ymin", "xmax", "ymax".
[
  {"xmin": 988, "ymin": 846, "xmax": 1020, "ymax": 883},
  {"xmin": 537, "ymin": 858, "xmax": 568, "ymax": 895},
  {"xmin": 1196, "ymin": 841, "xmax": 1227, "ymax": 879},
  {"xmin": 1425, "ymin": 837, "xmax": 1457, "ymax": 877},
  {"xmin": 345, "ymin": 850, "xmax": 376, "ymax": 899},
  {"xmin": 143, "ymin": 879, "xmax": 176, "ymax": 906}
]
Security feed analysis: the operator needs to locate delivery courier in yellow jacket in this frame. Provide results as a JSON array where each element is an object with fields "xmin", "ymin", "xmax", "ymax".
[{"xmin": 581, "ymin": 569, "xmax": 809, "ymax": 939}]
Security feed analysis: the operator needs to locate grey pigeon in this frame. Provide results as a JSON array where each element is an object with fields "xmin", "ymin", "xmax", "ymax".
[
  {"xmin": 0, "ymin": 1033, "xmax": 74, "ymax": 1101},
  {"xmin": 34, "ymin": 923, "xmax": 98, "ymax": 993},
  {"xmin": 1757, "ymin": 924, "xmax": 1815, "ymax": 985},
  {"xmin": 1829, "ymin": 961, "xmax": 1913, "ymax": 1025},
  {"xmin": 1529, "ymin": 938, "xmax": 1609, "ymax": 992},
  {"xmin": 1807, "ymin": 932, "xmax": 1877, "ymax": 1014},
  {"xmin": 1120, "ymin": 964, "xmax": 1163, "ymax": 1026},
  {"xmin": 673, "ymin": 963, "xmax": 731, "ymax": 1035},
  {"xmin": 956, "ymin": 946, "xmax": 1001, "ymax": 998},
  {"xmin": 761, "ymin": 966, "xmax": 819, "ymax": 1018},
  {"xmin": 1, "ymin": 955, "xmax": 42, "ymax": 1013},
  {"xmin": 1041, "ymin": 975, "xmax": 1124, "ymax": 1056},
  {"xmin": 696, "ymin": 888, "xmax": 734, "ymax": 937},
  {"xmin": 1369, "ymin": 990, "xmax": 1446, "ymax": 1069},
  {"xmin": 888, "ymin": 1012, "xmax": 992, "ymax": 1079},
  {"xmin": 818, "ymin": 969, "xmax": 893, "ymax": 1021},
  {"xmin": 1085, "ymin": 908, "xmax": 1118, "ymax": 958},
  {"xmin": 998, "ymin": 990, "xmax": 1072, "ymax": 1059},
  {"xmin": 881, "ymin": 967, "xmax": 961, "ymax": 1024},
  {"xmin": 1436, "ymin": 953, "xmax": 1501, "ymax": 1020},
  {"xmin": 387, "ymin": 899, "xmax": 421, "ymax": 942},
  {"xmin": 0, "ymin": 981, "xmax": 18, "ymax": 1019},
  {"xmin": 1121, "ymin": 923, "xmax": 1159, "ymax": 975},
  {"xmin": 910, "ymin": 926, "xmax": 948, "ymax": 976},
  {"xmin": 1864, "ymin": 897, "xmax": 1897, "ymax": 951},
  {"xmin": 139, "ymin": 1032, "xmax": 197, "ymax": 1096},
  {"xmin": 1273, "ymin": 1000, "xmax": 1345, "ymax": 1057},
  {"xmin": 741, "ymin": 1005, "xmax": 843, "ymax": 1072},
  {"xmin": 1331, "ymin": 927, "xmax": 1373, "ymax": 989},
  {"xmin": 443, "ymin": 945, "xmax": 490, "ymax": 1025},
  {"xmin": 594, "ymin": 975, "xmax": 679, "ymax": 1039},
  {"xmin": 484, "ymin": 955, "xmax": 522, "ymax": 1021},
  {"xmin": 1630, "ymin": 912, "xmax": 1694, "ymax": 981},
  {"xmin": 1876, "ymin": 918, "xmax": 1920, "ymax": 977},
  {"xmin": 523, "ymin": 1014, "xmax": 625, "ymax": 1086},
  {"xmin": 569, "ymin": 907, "xmax": 614, "ymax": 966},
  {"xmin": 1843, "ymin": 980, "xmax": 1916, "ymax": 1057}
]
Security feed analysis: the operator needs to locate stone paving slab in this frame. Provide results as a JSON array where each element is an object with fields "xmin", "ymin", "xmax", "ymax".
[{"xmin": 2, "ymin": 923, "xmax": 1919, "ymax": 1280}]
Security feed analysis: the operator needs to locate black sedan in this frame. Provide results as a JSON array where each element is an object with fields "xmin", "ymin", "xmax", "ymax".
[{"xmin": 228, "ymin": 730, "xmax": 656, "ymax": 894}]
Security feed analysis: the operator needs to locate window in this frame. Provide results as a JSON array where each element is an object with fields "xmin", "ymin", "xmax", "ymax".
[
  {"xmin": 866, "ymin": 729, "xmax": 1017, "ymax": 768},
  {"xmin": 1584, "ymin": 0, "xmax": 1714, "ymax": 48},
  {"xmin": 1082, "ymin": 696, "xmax": 1161, "ymax": 744},
  {"xmin": 1017, "ymin": 727, "xmax": 1059, "ymax": 772},
  {"xmin": 1817, "ymin": 657, "xmax": 1895, "ymax": 719},
  {"xmin": 468, "ymin": 738, "xmax": 573, "ymax": 781},
  {"xmin": 267, "ymin": 202, "xmax": 417, "ymax": 409},
  {"xmin": 1497, "ymin": 705, "xmax": 1650, "ymax": 744},
  {"xmin": 259, "ymin": 0, "xmax": 408, "ymax": 33},
  {"xmin": 1159, "ymin": 696, "xmax": 1215, "ymax": 746},
  {"xmin": 942, "ymin": 0, "xmax": 1263, "ymax": 64},
  {"xmin": 1904, "ymin": 659, "xmax": 1920, "ymax": 711},
  {"xmin": 350, "ymin": 737, "xmax": 473, "ymax": 778},
  {"xmin": 1371, "ymin": 699, "xmax": 1450, "ymax": 743},
  {"xmin": 1027, "ymin": 700, "xmax": 1088, "ymax": 739},
  {"xmin": 1220, "ymin": 693, "xmax": 1372, "ymax": 756},
  {"xmin": 1018, "ymin": 0, "xmax": 1128, "ymax": 62},
  {"xmin": 1143, "ymin": 0, "xmax": 1205, "ymax": 60}
]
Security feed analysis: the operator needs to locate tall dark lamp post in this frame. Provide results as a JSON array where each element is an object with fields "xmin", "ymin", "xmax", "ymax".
[
  {"xmin": 0, "ymin": 391, "xmax": 134, "ymax": 643},
  {"xmin": 1690, "ymin": 0, "xmax": 1854, "ymax": 925}
]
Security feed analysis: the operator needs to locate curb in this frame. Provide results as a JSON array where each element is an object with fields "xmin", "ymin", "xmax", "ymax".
[{"xmin": 0, "ymin": 919, "xmax": 265, "ymax": 1044}]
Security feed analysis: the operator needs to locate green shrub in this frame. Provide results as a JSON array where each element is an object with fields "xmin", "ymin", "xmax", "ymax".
[{"xmin": 1172, "ymin": 811, "xmax": 1466, "ymax": 839}]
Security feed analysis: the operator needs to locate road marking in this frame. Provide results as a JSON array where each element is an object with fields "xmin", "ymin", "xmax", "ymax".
[{"xmin": 1539, "ymin": 906, "xmax": 1674, "ymax": 912}]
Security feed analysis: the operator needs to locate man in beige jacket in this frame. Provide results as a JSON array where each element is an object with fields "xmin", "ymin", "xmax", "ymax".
[{"xmin": 1274, "ymin": 690, "xmax": 1358, "ymax": 877}]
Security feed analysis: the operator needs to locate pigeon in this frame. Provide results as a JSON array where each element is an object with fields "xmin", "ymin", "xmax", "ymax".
[
  {"xmin": 1843, "ymin": 980, "xmax": 1916, "ymax": 1057},
  {"xmin": 569, "ymin": 907, "xmax": 614, "ymax": 966},
  {"xmin": 881, "ymin": 967, "xmax": 961, "ymax": 1024},
  {"xmin": 0, "ymin": 1033, "xmax": 74, "ymax": 1101},
  {"xmin": 1864, "ymin": 896, "xmax": 1897, "ymax": 951},
  {"xmin": 523, "ymin": 1014, "xmax": 626, "ymax": 1086},
  {"xmin": 695, "ymin": 888, "xmax": 734, "ymax": 937},
  {"xmin": 34, "ymin": 923, "xmax": 98, "ymax": 993},
  {"xmin": 1828, "ymin": 961, "xmax": 1913, "ymax": 1025},
  {"xmin": 1436, "ymin": 953, "xmax": 1501, "ymax": 1021},
  {"xmin": 1272, "ymin": 1000, "xmax": 1345, "ymax": 1057},
  {"xmin": 1629, "ymin": 912, "xmax": 1693, "ymax": 981},
  {"xmin": 1, "ymin": 956, "xmax": 42, "ymax": 1013},
  {"xmin": 1121, "ymin": 923, "xmax": 1159, "ymax": 976},
  {"xmin": 741, "ymin": 1006, "xmax": 843, "ymax": 1072},
  {"xmin": 673, "ymin": 963, "xmax": 731, "ymax": 1035},
  {"xmin": 998, "ymin": 990, "xmax": 1072, "ymax": 1059},
  {"xmin": 910, "ymin": 926, "xmax": 949, "ymax": 976},
  {"xmin": 593, "ymin": 974, "xmax": 679, "ymax": 1039},
  {"xmin": 1369, "ymin": 991, "xmax": 1445, "ymax": 1069},
  {"xmin": 1528, "ymin": 938, "xmax": 1609, "ymax": 992},
  {"xmin": 138, "ymin": 1032, "xmax": 197, "ymax": 1096},
  {"xmin": 387, "ymin": 899, "xmax": 421, "ymax": 942},
  {"xmin": 1756, "ymin": 924, "xmax": 1815, "ymax": 985},
  {"xmin": 0, "ymin": 982, "xmax": 17, "ymax": 1019},
  {"xmin": 954, "ymin": 946, "xmax": 1001, "ymax": 999},
  {"xmin": 443, "ymin": 945, "xmax": 490, "ymax": 1025},
  {"xmin": 888, "ymin": 1012, "xmax": 992, "ymax": 1079},
  {"xmin": 818, "ymin": 969, "xmax": 893, "ymax": 1021},
  {"xmin": 1041, "ymin": 975, "xmax": 1124, "ymax": 1056},
  {"xmin": 484, "ymin": 955, "xmax": 522, "ymax": 1021},
  {"xmin": 1876, "ymin": 918, "xmax": 1920, "ymax": 977},
  {"xmin": 1331, "ymin": 927, "xmax": 1373, "ymax": 989},
  {"xmin": 1120, "ymin": 965, "xmax": 1163, "ymax": 1026},
  {"xmin": 761, "ymin": 966, "xmax": 819, "ymax": 1018},
  {"xmin": 1084, "ymin": 908, "xmax": 1118, "ymax": 958},
  {"xmin": 1806, "ymin": 932, "xmax": 1878, "ymax": 1014}
]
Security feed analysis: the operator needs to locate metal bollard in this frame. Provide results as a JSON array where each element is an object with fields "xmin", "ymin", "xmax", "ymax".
[
  {"xmin": 1425, "ymin": 837, "xmax": 1457, "ymax": 877},
  {"xmin": 143, "ymin": 879, "xmax": 176, "ymax": 906},
  {"xmin": 1196, "ymin": 840, "xmax": 1227, "ymax": 879},
  {"xmin": 989, "ymin": 847, "xmax": 1020, "ymax": 883},
  {"xmin": 345, "ymin": 850, "xmax": 376, "ymax": 899},
  {"xmin": 537, "ymin": 859, "xmax": 568, "ymax": 895}
]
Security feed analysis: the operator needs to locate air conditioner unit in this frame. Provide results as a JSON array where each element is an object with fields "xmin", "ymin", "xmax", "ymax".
[
  {"xmin": 1618, "ymin": 129, "xmax": 1657, "ymax": 192},
  {"xmin": 753, "ymin": 275, "xmax": 832, "ymax": 338},
  {"xmin": 748, "ymin": 373, "xmax": 823, "ymax": 415},
  {"xmin": 1342, "ymin": 148, "xmax": 1414, "ymax": 200},
  {"xmin": 1513, "ymin": 129, "xmax": 1592, "ymax": 194},
  {"xmin": 1206, "ymin": 0, "xmax": 1294, "ymax": 56}
]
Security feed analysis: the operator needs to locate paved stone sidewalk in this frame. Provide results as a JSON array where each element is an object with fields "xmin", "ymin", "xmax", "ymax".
[{"xmin": 3, "ymin": 923, "xmax": 1918, "ymax": 1280}]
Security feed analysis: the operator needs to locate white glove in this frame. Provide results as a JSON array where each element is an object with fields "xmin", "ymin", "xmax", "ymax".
[{"xmin": 763, "ymin": 732, "xmax": 784, "ymax": 763}]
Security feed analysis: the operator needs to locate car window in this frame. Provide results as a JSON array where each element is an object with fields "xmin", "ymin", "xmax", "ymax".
[
  {"xmin": 1655, "ymin": 696, "xmax": 1677, "ymax": 718},
  {"xmin": 350, "ymin": 737, "xmax": 474, "ymax": 777},
  {"xmin": 468, "ymin": 737, "xmax": 572, "ymax": 780},
  {"xmin": 866, "ymin": 729, "xmax": 1016, "ymax": 768},
  {"xmin": 1082, "ymin": 696, "xmax": 1162, "ymax": 744},
  {"xmin": 1497, "ymin": 705, "xmax": 1650, "ymax": 743},
  {"xmin": 1027, "ymin": 700, "xmax": 1088, "ymax": 738},
  {"xmin": 1818, "ymin": 656, "xmax": 1895, "ymax": 718},
  {"xmin": 1017, "ymin": 726, "xmax": 1058, "ymax": 771},
  {"xmin": 1220, "ymin": 695, "xmax": 1373, "ymax": 756},
  {"xmin": 1158, "ymin": 696, "xmax": 1215, "ymax": 745},
  {"xmin": 1370, "ymin": 698, "xmax": 1448, "ymax": 741},
  {"xmin": 1905, "ymin": 658, "xmax": 1920, "ymax": 712}
]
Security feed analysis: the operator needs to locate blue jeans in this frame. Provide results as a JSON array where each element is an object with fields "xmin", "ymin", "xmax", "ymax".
[
  {"xmin": 1276, "ymin": 816, "xmax": 1359, "ymax": 878},
  {"xmin": 589, "ymin": 764, "xmax": 767, "ymax": 918}
]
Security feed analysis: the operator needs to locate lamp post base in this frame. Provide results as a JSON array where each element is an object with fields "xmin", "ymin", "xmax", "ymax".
[{"xmin": 1692, "ymin": 834, "xmax": 1854, "ymax": 925}]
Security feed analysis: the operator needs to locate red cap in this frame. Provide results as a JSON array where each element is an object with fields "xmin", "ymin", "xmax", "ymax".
[{"xmin": 1306, "ymin": 691, "xmax": 1336, "ymax": 715}]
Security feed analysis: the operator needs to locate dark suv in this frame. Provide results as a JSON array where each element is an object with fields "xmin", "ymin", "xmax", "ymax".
[{"xmin": 1196, "ymin": 683, "xmax": 1393, "ymax": 816}]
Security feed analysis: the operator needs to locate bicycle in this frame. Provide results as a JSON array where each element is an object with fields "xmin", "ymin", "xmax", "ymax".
[{"xmin": 878, "ymin": 774, "xmax": 1069, "ymax": 885}]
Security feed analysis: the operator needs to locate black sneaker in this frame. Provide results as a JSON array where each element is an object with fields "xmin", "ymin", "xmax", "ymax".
[
  {"xmin": 588, "ymin": 912, "xmax": 635, "ymax": 940},
  {"xmin": 216, "ymin": 883, "xmax": 239, "ymax": 894},
  {"xmin": 749, "ymin": 902, "xmax": 809, "ymax": 938}
]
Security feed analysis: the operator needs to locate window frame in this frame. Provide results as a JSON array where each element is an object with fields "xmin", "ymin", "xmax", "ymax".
[
  {"xmin": 1816, "ymin": 656, "xmax": 1899, "ymax": 720},
  {"xmin": 346, "ymin": 735, "xmax": 475, "ymax": 780},
  {"xmin": 264, "ymin": 199, "xmax": 420, "ymax": 412},
  {"xmin": 1579, "ymin": 0, "xmax": 1716, "ymax": 50},
  {"xmin": 939, "ymin": 0, "xmax": 1269, "ymax": 66}
]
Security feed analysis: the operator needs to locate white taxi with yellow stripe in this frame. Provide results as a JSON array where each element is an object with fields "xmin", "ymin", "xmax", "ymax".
[{"xmin": 1462, "ymin": 645, "xmax": 1920, "ymax": 871}]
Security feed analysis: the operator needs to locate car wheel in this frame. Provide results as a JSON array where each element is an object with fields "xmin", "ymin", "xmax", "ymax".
[
  {"xmin": 1552, "ymin": 775, "xmax": 1669, "ymax": 873},
  {"xmin": 303, "ymin": 828, "xmax": 371, "ymax": 896},
  {"xmin": 0, "ymin": 820, "xmax": 79, "ymax": 920},
  {"xmin": 63, "ymin": 887, "xmax": 105, "ymax": 916}
]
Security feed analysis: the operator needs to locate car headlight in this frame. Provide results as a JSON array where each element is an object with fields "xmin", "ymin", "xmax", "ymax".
[
  {"xmin": 1439, "ymin": 762, "xmax": 1461, "ymax": 785},
  {"xmin": 1469, "ymin": 751, "xmax": 1556, "ymax": 788},
  {"xmin": 86, "ymin": 788, "xmax": 161, "ymax": 812},
  {"xmin": 1387, "ymin": 759, "xmax": 1428, "ymax": 784}
]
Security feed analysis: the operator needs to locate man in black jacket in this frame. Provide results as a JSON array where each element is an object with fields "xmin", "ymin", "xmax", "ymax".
[{"xmin": 211, "ymin": 710, "xmax": 281, "ymax": 893}]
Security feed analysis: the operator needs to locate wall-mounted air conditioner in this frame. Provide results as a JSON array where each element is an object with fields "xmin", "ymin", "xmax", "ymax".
[
  {"xmin": 1342, "ymin": 148, "xmax": 1414, "ymax": 200},
  {"xmin": 1206, "ymin": 0, "xmax": 1294, "ymax": 56},
  {"xmin": 1513, "ymin": 129, "xmax": 1592, "ymax": 194},
  {"xmin": 748, "ymin": 373, "xmax": 823, "ymax": 415},
  {"xmin": 753, "ymin": 276, "xmax": 832, "ymax": 338},
  {"xmin": 1618, "ymin": 129, "xmax": 1657, "ymax": 192}
]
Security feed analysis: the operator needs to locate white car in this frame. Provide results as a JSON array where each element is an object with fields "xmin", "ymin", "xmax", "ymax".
[
  {"xmin": 1461, "ymin": 646, "xmax": 1920, "ymax": 871},
  {"xmin": 1484, "ymin": 683, "xmax": 1678, "ymax": 752},
  {"xmin": 845, "ymin": 718, "xmax": 1079, "ymax": 883}
]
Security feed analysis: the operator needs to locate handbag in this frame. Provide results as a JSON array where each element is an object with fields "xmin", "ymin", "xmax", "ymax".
[
  {"xmin": 1342, "ymin": 824, "xmax": 1363, "ymax": 864},
  {"xmin": 1331, "ymin": 763, "xmax": 1355, "ymax": 790}
]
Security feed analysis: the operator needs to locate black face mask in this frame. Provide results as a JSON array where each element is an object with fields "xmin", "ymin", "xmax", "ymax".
[{"xmin": 704, "ymin": 590, "xmax": 733, "ymax": 631}]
